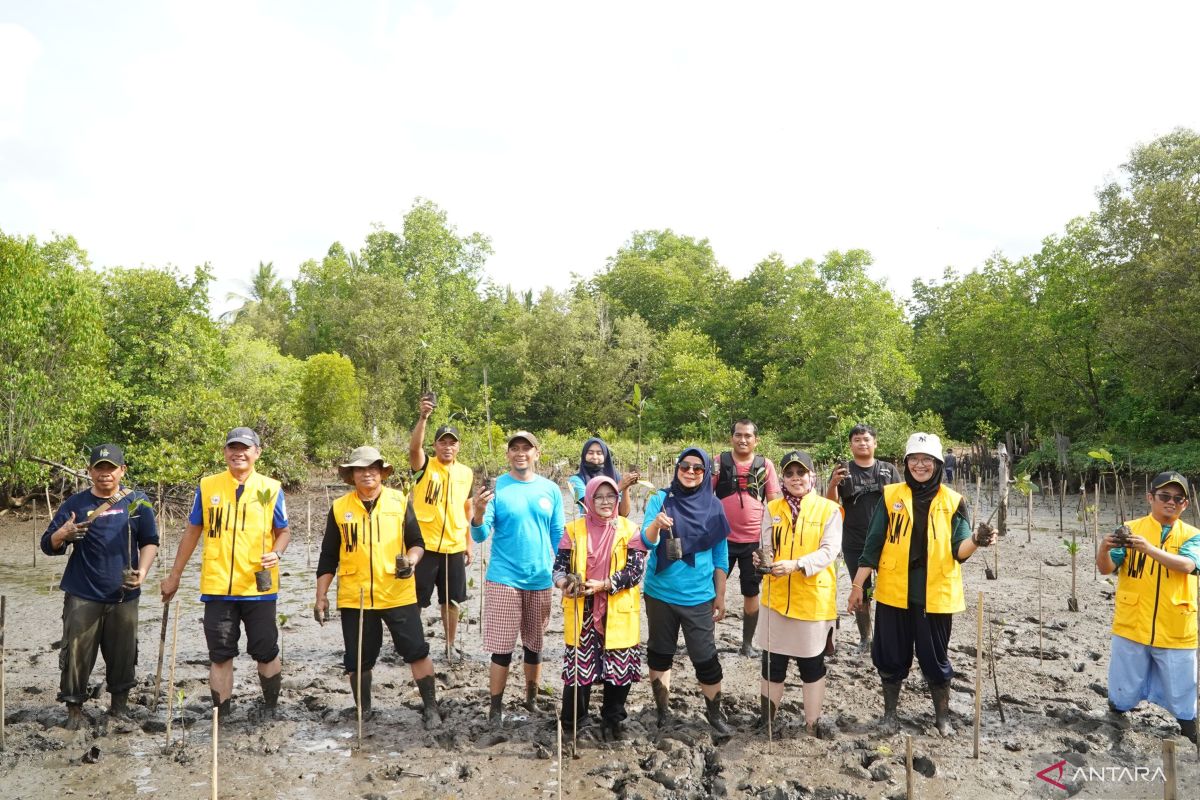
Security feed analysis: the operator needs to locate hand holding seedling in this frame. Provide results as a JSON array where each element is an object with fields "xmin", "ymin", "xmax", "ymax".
[
  {"xmin": 418, "ymin": 394, "xmax": 436, "ymax": 420},
  {"xmin": 618, "ymin": 471, "xmax": 639, "ymax": 492},
  {"xmin": 972, "ymin": 522, "xmax": 997, "ymax": 547},
  {"xmin": 395, "ymin": 553, "xmax": 414, "ymax": 578},
  {"xmin": 122, "ymin": 569, "xmax": 144, "ymax": 589},
  {"xmin": 560, "ymin": 573, "xmax": 584, "ymax": 597},
  {"xmin": 313, "ymin": 594, "xmax": 329, "ymax": 625},
  {"xmin": 259, "ymin": 550, "xmax": 280, "ymax": 569},
  {"xmin": 582, "ymin": 578, "xmax": 609, "ymax": 595},
  {"xmin": 648, "ymin": 511, "xmax": 674, "ymax": 539}
]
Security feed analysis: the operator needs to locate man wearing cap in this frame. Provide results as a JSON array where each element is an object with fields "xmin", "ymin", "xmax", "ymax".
[
  {"xmin": 409, "ymin": 395, "xmax": 474, "ymax": 661},
  {"xmin": 161, "ymin": 427, "xmax": 290, "ymax": 722},
  {"xmin": 471, "ymin": 431, "xmax": 564, "ymax": 725},
  {"xmin": 712, "ymin": 419, "xmax": 782, "ymax": 658},
  {"xmin": 826, "ymin": 423, "xmax": 901, "ymax": 654},
  {"xmin": 847, "ymin": 432, "xmax": 993, "ymax": 737},
  {"xmin": 314, "ymin": 446, "xmax": 441, "ymax": 727},
  {"xmin": 1097, "ymin": 471, "xmax": 1199, "ymax": 744},
  {"xmin": 42, "ymin": 444, "xmax": 159, "ymax": 729}
]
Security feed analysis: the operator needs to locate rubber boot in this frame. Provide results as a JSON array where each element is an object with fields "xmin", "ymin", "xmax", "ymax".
[
  {"xmin": 704, "ymin": 692, "xmax": 732, "ymax": 736},
  {"xmin": 259, "ymin": 671, "xmax": 281, "ymax": 719},
  {"xmin": 109, "ymin": 691, "xmax": 130, "ymax": 719},
  {"xmin": 488, "ymin": 693, "xmax": 504, "ymax": 727},
  {"xmin": 416, "ymin": 675, "xmax": 442, "ymax": 729},
  {"xmin": 1178, "ymin": 717, "xmax": 1197, "ymax": 744},
  {"xmin": 65, "ymin": 703, "xmax": 86, "ymax": 731},
  {"xmin": 650, "ymin": 678, "xmax": 670, "ymax": 726},
  {"xmin": 740, "ymin": 611, "xmax": 760, "ymax": 658},
  {"xmin": 524, "ymin": 680, "xmax": 540, "ymax": 712},
  {"xmin": 931, "ymin": 684, "xmax": 955, "ymax": 737},
  {"xmin": 210, "ymin": 691, "xmax": 232, "ymax": 724},
  {"xmin": 881, "ymin": 681, "xmax": 901, "ymax": 732},
  {"xmin": 754, "ymin": 695, "xmax": 777, "ymax": 730},
  {"xmin": 600, "ymin": 683, "xmax": 630, "ymax": 742},
  {"xmin": 350, "ymin": 670, "xmax": 372, "ymax": 718},
  {"xmin": 854, "ymin": 608, "xmax": 872, "ymax": 654}
]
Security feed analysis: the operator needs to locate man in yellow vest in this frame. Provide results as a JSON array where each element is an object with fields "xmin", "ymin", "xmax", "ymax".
[
  {"xmin": 314, "ymin": 446, "xmax": 441, "ymax": 727},
  {"xmin": 847, "ymin": 432, "xmax": 994, "ymax": 737},
  {"xmin": 1097, "ymin": 471, "xmax": 1198, "ymax": 744},
  {"xmin": 161, "ymin": 427, "xmax": 290, "ymax": 722},
  {"xmin": 408, "ymin": 395, "xmax": 474, "ymax": 661}
]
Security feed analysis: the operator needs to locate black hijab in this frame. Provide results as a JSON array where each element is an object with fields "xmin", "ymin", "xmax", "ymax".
[{"xmin": 904, "ymin": 456, "xmax": 944, "ymax": 566}]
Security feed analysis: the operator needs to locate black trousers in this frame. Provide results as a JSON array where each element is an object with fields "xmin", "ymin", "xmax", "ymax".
[
  {"xmin": 59, "ymin": 593, "xmax": 139, "ymax": 704},
  {"xmin": 871, "ymin": 602, "xmax": 953, "ymax": 687}
]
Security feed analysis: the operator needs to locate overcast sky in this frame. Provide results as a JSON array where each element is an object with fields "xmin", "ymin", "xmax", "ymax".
[{"xmin": 3, "ymin": 1, "xmax": 1198, "ymax": 315}]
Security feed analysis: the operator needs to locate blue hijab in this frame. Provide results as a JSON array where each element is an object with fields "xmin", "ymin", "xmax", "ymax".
[
  {"xmin": 576, "ymin": 437, "xmax": 620, "ymax": 487},
  {"xmin": 655, "ymin": 446, "xmax": 731, "ymax": 573}
]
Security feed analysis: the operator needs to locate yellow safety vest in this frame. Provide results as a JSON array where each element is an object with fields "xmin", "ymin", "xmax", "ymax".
[
  {"xmin": 874, "ymin": 483, "xmax": 966, "ymax": 614},
  {"xmin": 762, "ymin": 493, "xmax": 841, "ymax": 621},
  {"xmin": 331, "ymin": 487, "xmax": 416, "ymax": 610},
  {"xmin": 411, "ymin": 457, "xmax": 473, "ymax": 554},
  {"xmin": 198, "ymin": 470, "xmax": 283, "ymax": 597},
  {"xmin": 562, "ymin": 517, "xmax": 642, "ymax": 650},
  {"xmin": 1112, "ymin": 515, "xmax": 1199, "ymax": 648}
]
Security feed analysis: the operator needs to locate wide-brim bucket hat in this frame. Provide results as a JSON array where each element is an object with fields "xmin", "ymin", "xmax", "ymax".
[{"xmin": 338, "ymin": 445, "xmax": 394, "ymax": 485}]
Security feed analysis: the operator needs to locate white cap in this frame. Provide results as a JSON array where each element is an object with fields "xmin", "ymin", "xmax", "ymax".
[{"xmin": 904, "ymin": 432, "xmax": 944, "ymax": 462}]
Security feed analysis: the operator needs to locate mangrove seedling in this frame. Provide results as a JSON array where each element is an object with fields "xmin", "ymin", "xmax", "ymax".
[{"xmin": 1061, "ymin": 537, "xmax": 1080, "ymax": 612}]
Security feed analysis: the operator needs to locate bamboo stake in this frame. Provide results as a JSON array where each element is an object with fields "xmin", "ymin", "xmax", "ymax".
[
  {"xmin": 905, "ymin": 734, "xmax": 915, "ymax": 799},
  {"xmin": 765, "ymin": 572, "xmax": 772, "ymax": 754},
  {"xmin": 151, "ymin": 601, "xmax": 170, "ymax": 711},
  {"xmin": 445, "ymin": 549, "xmax": 451, "ymax": 663},
  {"xmin": 165, "ymin": 600, "xmax": 180, "ymax": 746},
  {"xmin": 1, "ymin": 596, "xmax": 6, "ymax": 751},
  {"xmin": 556, "ymin": 719, "xmax": 563, "ymax": 800},
  {"xmin": 1038, "ymin": 564, "xmax": 1043, "ymax": 666},
  {"xmin": 572, "ymin": 578, "xmax": 581, "ymax": 758},
  {"xmin": 1026, "ymin": 488, "xmax": 1032, "ymax": 544},
  {"xmin": 306, "ymin": 498, "xmax": 312, "ymax": 570},
  {"xmin": 356, "ymin": 587, "xmax": 364, "ymax": 749},
  {"xmin": 973, "ymin": 591, "xmax": 983, "ymax": 759},
  {"xmin": 32, "ymin": 500, "xmax": 37, "ymax": 567},
  {"xmin": 211, "ymin": 706, "xmax": 219, "ymax": 800},
  {"xmin": 1163, "ymin": 738, "xmax": 1177, "ymax": 800}
]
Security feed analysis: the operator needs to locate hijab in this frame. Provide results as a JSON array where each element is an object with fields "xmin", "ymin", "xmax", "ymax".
[
  {"xmin": 575, "ymin": 437, "xmax": 621, "ymax": 491},
  {"xmin": 575, "ymin": 476, "xmax": 644, "ymax": 634},
  {"xmin": 904, "ymin": 455, "xmax": 944, "ymax": 565},
  {"xmin": 655, "ymin": 447, "xmax": 731, "ymax": 573}
]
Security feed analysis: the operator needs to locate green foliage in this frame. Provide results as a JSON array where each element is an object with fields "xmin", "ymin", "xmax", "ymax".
[
  {"xmin": 644, "ymin": 325, "xmax": 748, "ymax": 439},
  {"xmin": 300, "ymin": 352, "xmax": 365, "ymax": 464},
  {"xmin": 0, "ymin": 232, "xmax": 110, "ymax": 491}
]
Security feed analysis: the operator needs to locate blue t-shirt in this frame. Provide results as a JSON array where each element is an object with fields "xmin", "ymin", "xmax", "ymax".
[
  {"xmin": 471, "ymin": 473, "xmax": 563, "ymax": 590},
  {"xmin": 639, "ymin": 490, "xmax": 729, "ymax": 606},
  {"xmin": 189, "ymin": 484, "xmax": 289, "ymax": 602},
  {"xmin": 42, "ymin": 488, "xmax": 160, "ymax": 603},
  {"xmin": 1110, "ymin": 522, "xmax": 1200, "ymax": 574}
]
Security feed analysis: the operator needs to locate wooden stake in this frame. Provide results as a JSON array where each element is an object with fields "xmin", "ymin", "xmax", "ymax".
[
  {"xmin": 151, "ymin": 601, "xmax": 170, "ymax": 711},
  {"xmin": 211, "ymin": 706, "xmax": 219, "ymax": 800},
  {"xmin": 356, "ymin": 587, "xmax": 364, "ymax": 749},
  {"xmin": 1, "ymin": 596, "xmax": 6, "ymax": 751},
  {"xmin": 1026, "ymin": 489, "xmax": 1032, "ymax": 544},
  {"xmin": 1162, "ymin": 738, "xmax": 1177, "ymax": 800},
  {"xmin": 306, "ymin": 498, "xmax": 312, "ymax": 570},
  {"xmin": 905, "ymin": 733, "xmax": 915, "ymax": 799},
  {"xmin": 556, "ymin": 719, "xmax": 563, "ymax": 800},
  {"xmin": 32, "ymin": 500, "xmax": 37, "ymax": 567},
  {"xmin": 973, "ymin": 591, "xmax": 983, "ymax": 759},
  {"xmin": 165, "ymin": 600, "xmax": 180, "ymax": 746}
]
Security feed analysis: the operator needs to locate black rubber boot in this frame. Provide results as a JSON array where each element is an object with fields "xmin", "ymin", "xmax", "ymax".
[
  {"xmin": 600, "ymin": 683, "xmax": 629, "ymax": 742},
  {"xmin": 416, "ymin": 675, "xmax": 442, "ymax": 729},
  {"xmin": 488, "ymin": 693, "xmax": 504, "ymax": 727},
  {"xmin": 210, "ymin": 691, "xmax": 232, "ymax": 724},
  {"xmin": 882, "ymin": 681, "xmax": 901, "ymax": 732},
  {"xmin": 931, "ymin": 684, "xmax": 955, "ymax": 737},
  {"xmin": 109, "ymin": 691, "xmax": 130, "ymax": 719},
  {"xmin": 650, "ymin": 678, "xmax": 670, "ymax": 726},
  {"xmin": 740, "ymin": 611, "xmax": 760, "ymax": 658},
  {"xmin": 754, "ymin": 695, "xmax": 777, "ymax": 730},
  {"xmin": 259, "ymin": 672, "xmax": 281, "ymax": 719},
  {"xmin": 854, "ymin": 608, "xmax": 872, "ymax": 654},
  {"xmin": 350, "ymin": 670, "xmax": 372, "ymax": 717},
  {"xmin": 65, "ymin": 703, "xmax": 86, "ymax": 730},
  {"xmin": 704, "ymin": 692, "xmax": 732, "ymax": 736},
  {"xmin": 523, "ymin": 680, "xmax": 541, "ymax": 712},
  {"xmin": 1178, "ymin": 717, "xmax": 1197, "ymax": 744}
]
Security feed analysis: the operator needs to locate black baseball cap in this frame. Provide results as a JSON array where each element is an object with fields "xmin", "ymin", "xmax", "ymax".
[
  {"xmin": 89, "ymin": 443, "xmax": 125, "ymax": 467},
  {"xmin": 779, "ymin": 450, "xmax": 814, "ymax": 473},
  {"xmin": 1150, "ymin": 471, "xmax": 1190, "ymax": 498},
  {"xmin": 225, "ymin": 427, "xmax": 261, "ymax": 447},
  {"xmin": 434, "ymin": 424, "xmax": 460, "ymax": 442}
]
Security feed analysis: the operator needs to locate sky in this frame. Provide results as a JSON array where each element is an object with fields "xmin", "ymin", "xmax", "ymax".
[{"xmin": 3, "ymin": 1, "xmax": 1199, "ymax": 316}]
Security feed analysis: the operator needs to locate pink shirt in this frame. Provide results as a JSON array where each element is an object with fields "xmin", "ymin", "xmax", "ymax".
[{"xmin": 713, "ymin": 456, "xmax": 781, "ymax": 544}]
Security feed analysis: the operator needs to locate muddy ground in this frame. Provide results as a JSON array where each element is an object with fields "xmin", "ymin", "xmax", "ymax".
[{"xmin": 1, "ymin": 480, "xmax": 1198, "ymax": 799}]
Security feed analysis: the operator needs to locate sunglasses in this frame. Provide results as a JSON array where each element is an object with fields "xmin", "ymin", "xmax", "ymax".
[
  {"xmin": 677, "ymin": 463, "xmax": 705, "ymax": 474},
  {"xmin": 1153, "ymin": 491, "xmax": 1187, "ymax": 504}
]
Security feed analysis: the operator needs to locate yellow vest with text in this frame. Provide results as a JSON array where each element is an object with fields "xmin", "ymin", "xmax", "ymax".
[
  {"xmin": 762, "ymin": 493, "xmax": 841, "ymax": 621},
  {"xmin": 332, "ymin": 487, "xmax": 416, "ymax": 610},
  {"xmin": 1111, "ymin": 514, "xmax": 1199, "ymax": 648},
  {"xmin": 563, "ymin": 517, "xmax": 642, "ymax": 650},
  {"xmin": 199, "ymin": 470, "xmax": 283, "ymax": 597},
  {"xmin": 874, "ymin": 483, "xmax": 966, "ymax": 614},
  {"xmin": 411, "ymin": 457, "xmax": 473, "ymax": 554}
]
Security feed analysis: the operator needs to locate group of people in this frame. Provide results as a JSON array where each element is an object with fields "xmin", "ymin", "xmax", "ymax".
[{"xmin": 39, "ymin": 414, "xmax": 1198, "ymax": 746}]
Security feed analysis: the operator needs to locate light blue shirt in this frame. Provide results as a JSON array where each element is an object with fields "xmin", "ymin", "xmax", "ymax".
[
  {"xmin": 471, "ymin": 473, "xmax": 564, "ymax": 590},
  {"xmin": 639, "ymin": 490, "xmax": 729, "ymax": 606}
]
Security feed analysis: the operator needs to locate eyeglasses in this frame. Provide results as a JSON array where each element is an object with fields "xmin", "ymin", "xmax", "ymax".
[
  {"xmin": 1153, "ymin": 492, "xmax": 1187, "ymax": 504},
  {"xmin": 593, "ymin": 493, "xmax": 618, "ymax": 504},
  {"xmin": 677, "ymin": 463, "xmax": 705, "ymax": 474},
  {"xmin": 908, "ymin": 456, "xmax": 937, "ymax": 466}
]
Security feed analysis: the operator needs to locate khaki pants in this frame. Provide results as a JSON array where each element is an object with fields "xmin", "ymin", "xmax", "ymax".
[{"xmin": 58, "ymin": 593, "xmax": 139, "ymax": 704}]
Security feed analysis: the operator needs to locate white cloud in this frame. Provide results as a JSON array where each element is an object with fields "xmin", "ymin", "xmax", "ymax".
[{"xmin": 0, "ymin": 23, "xmax": 42, "ymax": 140}]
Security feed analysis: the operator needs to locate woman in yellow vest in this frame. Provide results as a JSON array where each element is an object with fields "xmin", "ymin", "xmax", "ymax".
[
  {"xmin": 553, "ymin": 475, "xmax": 647, "ymax": 742},
  {"xmin": 847, "ymin": 433, "xmax": 994, "ymax": 737},
  {"xmin": 314, "ymin": 446, "xmax": 442, "ymax": 729},
  {"xmin": 752, "ymin": 450, "xmax": 842, "ymax": 738}
]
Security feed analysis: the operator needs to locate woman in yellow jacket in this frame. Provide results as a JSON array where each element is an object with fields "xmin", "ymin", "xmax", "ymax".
[
  {"xmin": 314, "ymin": 446, "xmax": 441, "ymax": 728},
  {"xmin": 848, "ymin": 433, "xmax": 993, "ymax": 737},
  {"xmin": 553, "ymin": 475, "xmax": 647, "ymax": 742},
  {"xmin": 753, "ymin": 450, "xmax": 842, "ymax": 738}
]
